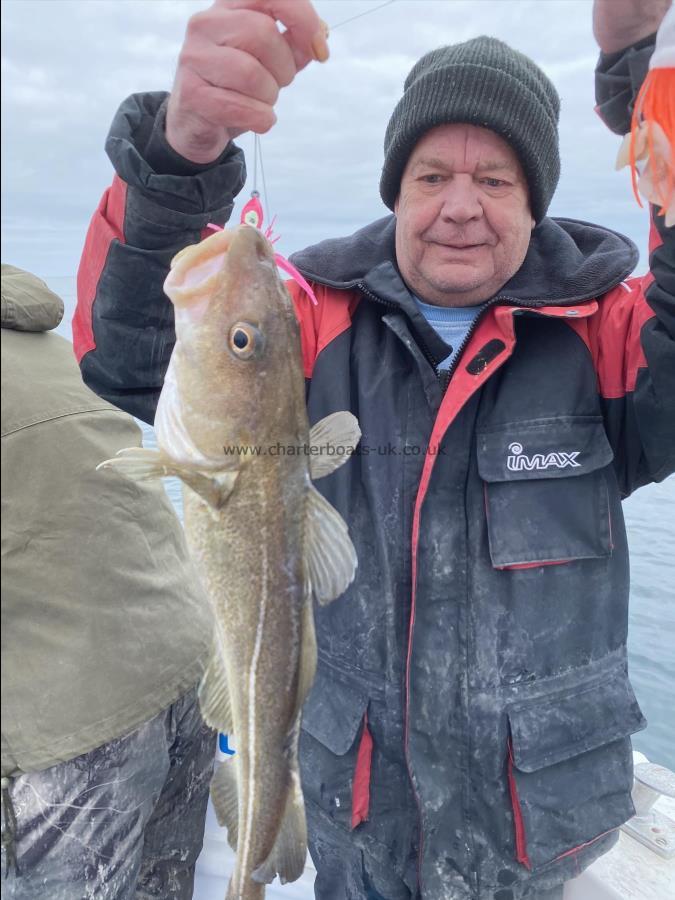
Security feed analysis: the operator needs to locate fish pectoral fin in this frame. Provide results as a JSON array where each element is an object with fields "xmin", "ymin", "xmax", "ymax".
[
  {"xmin": 306, "ymin": 484, "xmax": 357, "ymax": 605},
  {"xmin": 198, "ymin": 646, "xmax": 234, "ymax": 734},
  {"xmin": 180, "ymin": 468, "xmax": 240, "ymax": 510},
  {"xmin": 96, "ymin": 447, "xmax": 169, "ymax": 480},
  {"xmin": 210, "ymin": 759, "xmax": 239, "ymax": 851},
  {"xmin": 308, "ymin": 411, "xmax": 361, "ymax": 480},
  {"xmin": 97, "ymin": 448, "xmax": 239, "ymax": 508},
  {"xmin": 251, "ymin": 768, "xmax": 307, "ymax": 886}
]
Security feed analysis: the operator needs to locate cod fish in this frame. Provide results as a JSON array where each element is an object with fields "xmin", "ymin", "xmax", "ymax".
[{"xmin": 99, "ymin": 225, "xmax": 360, "ymax": 899}]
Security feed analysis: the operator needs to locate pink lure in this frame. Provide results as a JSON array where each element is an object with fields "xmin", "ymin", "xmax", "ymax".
[{"xmin": 205, "ymin": 197, "xmax": 318, "ymax": 306}]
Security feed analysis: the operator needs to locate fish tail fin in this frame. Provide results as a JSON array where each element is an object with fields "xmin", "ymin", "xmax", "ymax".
[{"xmin": 251, "ymin": 767, "xmax": 307, "ymax": 886}]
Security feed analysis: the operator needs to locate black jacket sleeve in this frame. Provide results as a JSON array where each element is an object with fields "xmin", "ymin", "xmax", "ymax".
[
  {"xmin": 594, "ymin": 37, "xmax": 675, "ymax": 493},
  {"xmin": 75, "ymin": 92, "xmax": 246, "ymax": 424},
  {"xmin": 594, "ymin": 33, "xmax": 656, "ymax": 135}
]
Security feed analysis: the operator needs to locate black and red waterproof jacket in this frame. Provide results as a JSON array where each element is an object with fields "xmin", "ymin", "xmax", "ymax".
[{"xmin": 74, "ymin": 43, "xmax": 674, "ymax": 900}]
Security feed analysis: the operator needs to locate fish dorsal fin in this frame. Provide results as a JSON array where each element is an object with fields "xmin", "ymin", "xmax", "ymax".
[
  {"xmin": 97, "ymin": 447, "xmax": 240, "ymax": 509},
  {"xmin": 198, "ymin": 645, "xmax": 234, "ymax": 735},
  {"xmin": 251, "ymin": 766, "xmax": 307, "ymax": 886},
  {"xmin": 305, "ymin": 484, "xmax": 357, "ymax": 605},
  {"xmin": 308, "ymin": 411, "xmax": 361, "ymax": 480},
  {"xmin": 210, "ymin": 759, "xmax": 239, "ymax": 851}
]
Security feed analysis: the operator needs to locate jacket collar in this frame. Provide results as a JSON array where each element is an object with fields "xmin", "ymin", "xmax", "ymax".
[{"xmin": 290, "ymin": 214, "xmax": 638, "ymax": 309}]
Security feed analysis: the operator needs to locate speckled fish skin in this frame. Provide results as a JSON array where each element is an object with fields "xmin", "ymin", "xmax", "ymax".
[
  {"xmin": 97, "ymin": 224, "xmax": 358, "ymax": 898},
  {"xmin": 154, "ymin": 225, "xmax": 343, "ymax": 900}
]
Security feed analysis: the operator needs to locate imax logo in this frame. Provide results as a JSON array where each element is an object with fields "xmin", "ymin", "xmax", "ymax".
[{"xmin": 507, "ymin": 442, "xmax": 581, "ymax": 472}]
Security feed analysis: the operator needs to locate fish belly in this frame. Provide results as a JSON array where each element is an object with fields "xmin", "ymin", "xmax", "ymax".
[{"xmin": 185, "ymin": 462, "xmax": 308, "ymax": 895}]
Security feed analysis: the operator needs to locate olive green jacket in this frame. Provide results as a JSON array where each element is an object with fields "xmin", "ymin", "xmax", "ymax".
[{"xmin": 1, "ymin": 265, "xmax": 212, "ymax": 777}]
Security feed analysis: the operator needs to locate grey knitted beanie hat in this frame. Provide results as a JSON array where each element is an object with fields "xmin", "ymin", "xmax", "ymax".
[{"xmin": 380, "ymin": 36, "xmax": 561, "ymax": 223}]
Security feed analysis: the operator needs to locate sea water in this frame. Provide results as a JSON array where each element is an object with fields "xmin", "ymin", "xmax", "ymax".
[{"xmin": 51, "ymin": 276, "xmax": 674, "ymax": 770}]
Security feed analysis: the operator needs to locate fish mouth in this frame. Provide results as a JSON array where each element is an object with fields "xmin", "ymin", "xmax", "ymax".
[
  {"xmin": 165, "ymin": 228, "xmax": 233, "ymax": 307},
  {"xmin": 231, "ymin": 222, "xmax": 275, "ymax": 260},
  {"xmin": 164, "ymin": 225, "xmax": 274, "ymax": 307}
]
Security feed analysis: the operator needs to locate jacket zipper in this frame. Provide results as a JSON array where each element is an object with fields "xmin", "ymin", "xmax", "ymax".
[
  {"xmin": 357, "ymin": 282, "xmax": 441, "ymax": 375},
  {"xmin": 440, "ymin": 292, "xmax": 545, "ymax": 380},
  {"xmin": 357, "ymin": 285, "xmax": 551, "ymax": 387}
]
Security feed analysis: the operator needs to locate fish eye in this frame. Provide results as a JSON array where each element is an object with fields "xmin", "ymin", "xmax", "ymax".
[
  {"xmin": 233, "ymin": 329, "xmax": 248, "ymax": 349},
  {"xmin": 228, "ymin": 322, "xmax": 263, "ymax": 360}
]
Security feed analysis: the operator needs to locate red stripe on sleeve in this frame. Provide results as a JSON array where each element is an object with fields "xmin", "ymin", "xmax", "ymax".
[
  {"xmin": 286, "ymin": 281, "xmax": 359, "ymax": 378},
  {"xmin": 567, "ymin": 217, "xmax": 663, "ymax": 401},
  {"xmin": 73, "ymin": 176, "xmax": 127, "ymax": 361},
  {"xmin": 579, "ymin": 278, "xmax": 654, "ymax": 399}
]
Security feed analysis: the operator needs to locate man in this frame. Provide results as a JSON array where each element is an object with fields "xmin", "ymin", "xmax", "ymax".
[
  {"xmin": 1, "ymin": 266, "xmax": 215, "ymax": 898},
  {"xmin": 73, "ymin": 1, "xmax": 674, "ymax": 898}
]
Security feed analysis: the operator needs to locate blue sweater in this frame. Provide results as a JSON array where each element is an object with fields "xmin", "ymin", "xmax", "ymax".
[{"xmin": 412, "ymin": 296, "xmax": 483, "ymax": 370}]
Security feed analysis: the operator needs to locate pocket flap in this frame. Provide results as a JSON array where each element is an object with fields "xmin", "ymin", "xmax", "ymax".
[
  {"xmin": 508, "ymin": 671, "xmax": 646, "ymax": 773},
  {"xmin": 301, "ymin": 667, "xmax": 368, "ymax": 755},
  {"xmin": 478, "ymin": 417, "xmax": 614, "ymax": 482}
]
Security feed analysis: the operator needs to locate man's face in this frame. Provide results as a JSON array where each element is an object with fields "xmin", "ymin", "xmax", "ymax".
[{"xmin": 394, "ymin": 124, "xmax": 535, "ymax": 307}]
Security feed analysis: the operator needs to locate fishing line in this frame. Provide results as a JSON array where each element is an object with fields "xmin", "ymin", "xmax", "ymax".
[
  {"xmin": 252, "ymin": 0, "xmax": 398, "ymax": 222},
  {"xmin": 252, "ymin": 132, "xmax": 259, "ymax": 196},
  {"xmin": 257, "ymin": 134, "xmax": 271, "ymax": 224},
  {"xmin": 328, "ymin": 0, "xmax": 397, "ymax": 31}
]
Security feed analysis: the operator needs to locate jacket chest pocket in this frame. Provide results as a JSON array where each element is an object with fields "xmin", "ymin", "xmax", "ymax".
[
  {"xmin": 507, "ymin": 670, "xmax": 646, "ymax": 869},
  {"xmin": 477, "ymin": 417, "xmax": 614, "ymax": 568}
]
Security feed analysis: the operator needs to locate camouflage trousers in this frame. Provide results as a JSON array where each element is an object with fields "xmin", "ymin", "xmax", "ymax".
[{"xmin": 1, "ymin": 687, "xmax": 215, "ymax": 900}]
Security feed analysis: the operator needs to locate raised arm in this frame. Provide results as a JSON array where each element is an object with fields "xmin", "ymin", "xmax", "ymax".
[
  {"xmin": 74, "ymin": 0, "xmax": 327, "ymax": 423},
  {"xmin": 593, "ymin": 0, "xmax": 671, "ymax": 53},
  {"xmin": 590, "ymin": 0, "xmax": 674, "ymax": 493}
]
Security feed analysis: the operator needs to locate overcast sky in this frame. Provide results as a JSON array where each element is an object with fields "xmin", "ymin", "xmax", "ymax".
[{"xmin": 1, "ymin": 0, "xmax": 652, "ymax": 280}]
